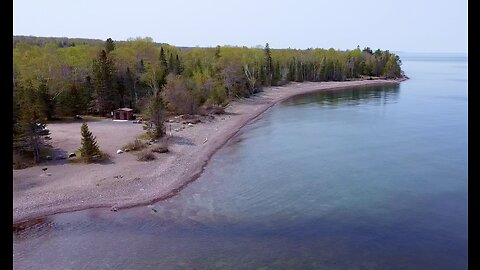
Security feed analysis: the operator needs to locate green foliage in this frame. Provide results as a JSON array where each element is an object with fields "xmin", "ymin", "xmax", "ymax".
[
  {"xmin": 168, "ymin": 53, "xmax": 175, "ymax": 74},
  {"xmin": 384, "ymin": 55, "xmax": 402, "ymax": 78},
  {"xmin": 13, "ymin": 36, "xmax": 404, "ymax": 124},
  {"xmin": 13, "ymin": 81, "xmax": 49, "ymax": 163},
  {"xmin": 146, "ymin": 93, "xmax": 166, "ymax": 139},
  {"xmin": 207, "ymin": 82, "xmax": 227, "ymax": 105},
  {"xmin": 160, "ymin": 47, "xmax": 168, "ymax": 70},
  {"xmin": 175, "ymin": 55, "xmax": 184, "ymax": 74},
  {"xmin": 105, "ymin": 38, "xmax": 115, "ymax": 54},
  {"xmin": 264, "ymin": 43, "xmax": 273, "ymax": 85},
  {"xmin": 92, "ymin": 49, "xmax": 117, "ymax": 114},
  {"xmin": 13, "ymin": 35, "xmax": 104, "ymax": 48},
  {"xmin": 79, "ymin": 122, "xmax": 102, "ymax": 162}
]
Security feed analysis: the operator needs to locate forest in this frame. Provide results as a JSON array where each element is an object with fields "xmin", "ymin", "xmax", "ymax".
[{"xmin": 13, "ymin": 36, "xmax": 403, "ymax": 163}]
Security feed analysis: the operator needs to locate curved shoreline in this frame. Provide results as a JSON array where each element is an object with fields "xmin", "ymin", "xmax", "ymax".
[{"xmin": 13, "ymin": 79, "xmax": 403, "ymax": 226}]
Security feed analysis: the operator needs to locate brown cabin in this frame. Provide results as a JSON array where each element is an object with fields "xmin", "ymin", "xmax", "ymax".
[{"xmin": 113, "ymin": 108, "xmax": 134, "ymax": 120}]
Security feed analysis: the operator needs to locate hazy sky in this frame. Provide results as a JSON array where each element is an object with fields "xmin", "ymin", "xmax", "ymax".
[{"xmin": 13, "ymin": 0, "xmax": 467, "ymax": 53}]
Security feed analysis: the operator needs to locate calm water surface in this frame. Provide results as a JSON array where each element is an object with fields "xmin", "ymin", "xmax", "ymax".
[{"xmin": 13, "ymin": 55, "xmax": 468, "ymax": 269}]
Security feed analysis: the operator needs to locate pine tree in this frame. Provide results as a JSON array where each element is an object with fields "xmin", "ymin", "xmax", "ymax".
[
  {"xmin": 116, "ymin": 75, "xmax": 126, "ymax": 107},
  {"xmin": 92, "ymin": 49, "xmax": 116, "ymax": 114},
  {"xmin": 259, "ymin": 63, "xmax": 266, "ymax": 85},
  {"xmin": 214, "ymin": 45, "xmax": 221, "ymax": 59},
  {"xmin": 168, "ymin": 53, "xmax": 175, "ymax": 74},
  {"xmin": 175, "ymin": 55, "xmax": 184, "ymax": 74},
  {"xmin": 37, "ymin": 79, "xmax": 54, "ymax": 120},
  {"xmin": 83, "ymin": 75, "xmax": 95, "ymax": 114},
  {"xmin": 272, "ymin": 61, "xmax": 281, "ymax": 85},
  {"xmin": 79, "ymin": 122, "xmax": 101, "ymax": 162},
  {"xmin": 13, "ymin": 82, "xmax": 48, "ymax": 163},
  {"xmin": 160, "ymin": 47, "xmax": 168, "ymax": 70},
  {"xmin": 138, "ymin": 59, "xmax": 145, "ymax": 73},
  {"xmin": 105, "ymin": 38, "xmax": 115, "ymax": 54},
  {"xmin": 125, "ymin": 67, "xmax": 136, "ymax": 104},
  {"xmin": 264, "ymin": 43, "xmax": 273, "ymax": 85}
]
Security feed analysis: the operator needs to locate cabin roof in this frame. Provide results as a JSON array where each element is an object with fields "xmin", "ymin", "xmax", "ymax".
[{"xmin": 115, "ymin": 108, "xmax": 133, "ymax": 112}]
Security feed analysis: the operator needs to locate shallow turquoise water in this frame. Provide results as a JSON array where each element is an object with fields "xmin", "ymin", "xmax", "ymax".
[{"xmin": 13, "ymin": 55, "xmax": 468, "ymax": 269}]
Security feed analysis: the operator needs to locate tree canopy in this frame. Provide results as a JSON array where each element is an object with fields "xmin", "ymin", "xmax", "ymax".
[{"xmin": 13, "ymin": 36, "xmax": 403, "ymax": 163}]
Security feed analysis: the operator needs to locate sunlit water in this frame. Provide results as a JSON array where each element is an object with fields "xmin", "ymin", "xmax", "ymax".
[{"xmin": 13, "ymin": 54, "xmax": 468, "ymax": 269}]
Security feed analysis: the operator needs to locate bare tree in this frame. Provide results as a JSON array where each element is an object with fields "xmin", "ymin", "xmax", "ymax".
[
  {"xmin": 163, "ymin": 74, "xmax": 196, "ymax": 114},
  {"xmin": 243, "ymin": 64, "xmax": 256, "ymax": 94}
]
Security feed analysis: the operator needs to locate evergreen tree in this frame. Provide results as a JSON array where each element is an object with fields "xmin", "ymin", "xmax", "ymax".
[
  {"xmin": 13, "ymin": 82, "xmax": 48, "ymax": 163},
  {"xmin": 92, "ymin": 50, "xmax": 116, "ymax": 114},
  {"xmin": 264, "ymin": 43, "xmax": 273, "ymax": 85},
  {"xmin": 116, "ymin": 75, "xmax": 126, "ymax": 107},
  {"xmin": 272, "ymin": 61, "xmax": 281, "ymax": 85},
  {"xmin": 57, "ymin": 83, "xmax": 80, "ymax": 116},
  {"xmin": 259, "ymin": 63, "xmax": 266, "ymax": 85},
  {"xmin": 79, "ymin": 122, "xmax": 101, "ymax": 162},
  {"xmin": 214, "ymin": 45, "xmax": 221, "ymax": 59},
  {"xmin": 105, "ymin": 38, "xmax": 115, "ymax": 54},
  {"xmin": 168, "ymin": 53, "xmax": 175, "ymax": 74},
  {"xmin": 363, "ymin": 47, "xmax": 373, "ymax": 54},
  {"xmin": 83, "ymin": 75, "xmax": 95, "ymax": 113},
  {"xmin": 160, "ymin": 47, "xmax": 168, "ymax": 70},
  {"xmin": 37, "ymin": 79, "xmax": 54, "ymax": 119},
  {"xmin": 175, "ymin": 55, "xmax": 184, "ymax": 74},
  {"xmin": 287, "ymin": 60, "xmax": 295, "ymax": 81},
  {"xmin": 125, "ymin": 67, "xmax": 136, "ymax": 105},
  {"xmin": 138, "ymin": 59, "xmax": 145, "ymax": 73}
]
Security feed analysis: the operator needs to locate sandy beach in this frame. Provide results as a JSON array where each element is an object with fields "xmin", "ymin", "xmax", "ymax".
[{"xmin": 13, "ymin": 80, "xmax": 402, "ymax": 225}]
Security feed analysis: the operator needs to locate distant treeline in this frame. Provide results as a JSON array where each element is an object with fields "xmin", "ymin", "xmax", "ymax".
[
  {"xmin": 13, "ymin": 35, "xmax": 192, "ymax": 51},
  {"xmin": 13, "ymin": 35, "xmax": 105, "ymax": 48}
]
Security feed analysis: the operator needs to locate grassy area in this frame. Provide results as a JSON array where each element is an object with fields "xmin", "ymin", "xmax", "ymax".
[{"xmin": 48, "ymin": 115, "xmax": 108, "ymax": 123}]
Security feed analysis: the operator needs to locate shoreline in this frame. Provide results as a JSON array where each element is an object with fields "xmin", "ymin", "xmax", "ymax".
[{"xmin": 13, "ymin": 79, "xmax": 403, "ymax": 226}]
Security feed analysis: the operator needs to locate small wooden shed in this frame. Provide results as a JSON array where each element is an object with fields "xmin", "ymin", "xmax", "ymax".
[{"xmin": 113, "ymin": 108, "xmax": 134, "ymax": 120}]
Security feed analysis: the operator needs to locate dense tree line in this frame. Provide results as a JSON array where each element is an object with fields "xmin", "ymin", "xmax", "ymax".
[
  {"xmin": 13, "ymin": 35, "xmax": 104, "ymax": 48},
  {"xmin": 13, "ymin": 37, "xmax": 403, "ymax": 163}
]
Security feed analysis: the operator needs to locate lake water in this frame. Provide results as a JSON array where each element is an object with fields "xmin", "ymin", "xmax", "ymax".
[{"xmin": 13, "ymin": 54, "xmax": 468, "ymax": 269}]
